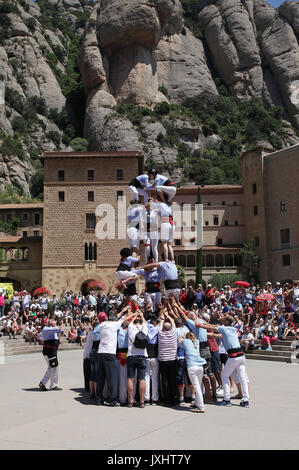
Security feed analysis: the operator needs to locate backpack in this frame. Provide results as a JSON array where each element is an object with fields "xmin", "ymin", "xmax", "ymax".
[{"xmin": 133, "ymin": 330, "xmax": 148, "ymax": 349}]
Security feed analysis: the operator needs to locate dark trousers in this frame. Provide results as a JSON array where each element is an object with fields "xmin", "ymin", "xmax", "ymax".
[
  {"xmin": 83, "ymin": 358, "xmax": 91, "ymax": 392},
  {"xmin": 96, "ymin": 353, "xmax": 118, "ymax": 403},
  {"xmin": 159, "ymin": 360, "xmax": 177, "ymax": 405}
]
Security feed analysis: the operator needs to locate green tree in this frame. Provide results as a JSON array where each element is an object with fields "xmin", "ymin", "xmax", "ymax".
[
  {"xmin": 176, "ymin": 265, "xmax": 186, "ymax": 287},
  {"xmin": 240, "ymin": 240, "xmax": 260, "ymax": 280},
  {"xmin": 196, "ymin": 186, "xmax": 203, "ymax": 286}
]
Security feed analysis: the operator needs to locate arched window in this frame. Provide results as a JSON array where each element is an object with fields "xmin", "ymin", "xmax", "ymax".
[
  {"xmin": 84, "ymin": 243, "xmax": 97, "ymax": 261},
  {"xmin": 178, "ymin": 255, "xmax": 186, "ymax": 267},
  {"xmin": 225, "ymin": 254, "xmax": 233, "ymax": 267},
  {"xmin": 19, "ymin": 247, "xmax": 29, "ymax": 261},
  {"xmin": 215, "ymin": 254, "xmax": 224, "ymax": 267},
  {"xmin": 187, "ymin": 255, "xmax": 196, "ymax": 267},
  {"xmin": 202, "ymin": 255, "xmax": 206, "ymax": 267},
  {"xmin": 206, "ymin": 254, "xmax": 214, "ymax": 267},
  {"xmin": 234, "ymin": 254, "xmax": 243, "ymax": 267}
]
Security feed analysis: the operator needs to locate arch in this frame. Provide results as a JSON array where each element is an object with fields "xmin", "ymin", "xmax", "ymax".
[
  {"xmin": 215, "ymin": 254, "xmax": 224, "ymax": 267},
  {"xmin": 225, "ymin": 254, "xmax": 233, "ymax": 267},
  {"xmin": 19, "ymin": 247, "xmax": 29, "ymax": 261},
  {"xmin": 234, "ymin": 254, "xmax": 243, "ymax": 267},
  {"xmin": 178, "ymin": 255, "xmax": 186, "ymax": 267},
  {"xmin": 206, "ymin": 254, "xmax": 214, "ymax": 267},
  {"xmin": 6, "ymin": 247, "xmax": 18, "ymax": 262},
  {"xmin": 187, "ymin": 255, "xmax": 196, "ymax": 267}
]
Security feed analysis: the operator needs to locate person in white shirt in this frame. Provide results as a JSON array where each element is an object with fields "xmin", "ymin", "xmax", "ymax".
[
  {"xmin": 83, "ymin": 327, "xmax": 95, "ymax": 396},
  {"xmin": 240, "ymin": 326, "xmax": 255, "ymax": 353},
  {"xmin": 22, "ymin": 291, "xmax": 31, "ymax": 312},
  {"xmin": 96, "ymin": 310, "xmax": 132, "ymax": 407},
  {"xmin": 127, "ymin": 311, "xmax": 148, "ymax": 408}
]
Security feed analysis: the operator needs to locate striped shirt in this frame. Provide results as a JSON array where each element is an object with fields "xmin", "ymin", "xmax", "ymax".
[{"xmin": 158, "ymin": 327, "xmax": 177, "ymax": 361}]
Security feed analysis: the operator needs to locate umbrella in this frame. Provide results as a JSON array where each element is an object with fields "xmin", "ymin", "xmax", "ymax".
[
  {"xmin": 234, "ymin": 281, "xmax": 250, "ymax": 288},
  {"xmin": 255, "ymin": 293, "xmax": 275, "ymax": 302}
]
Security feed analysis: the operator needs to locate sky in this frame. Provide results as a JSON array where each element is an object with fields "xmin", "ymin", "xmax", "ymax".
[{"xmin": 267, "ymin": 0, "xmax": 290, "ymax": 7}]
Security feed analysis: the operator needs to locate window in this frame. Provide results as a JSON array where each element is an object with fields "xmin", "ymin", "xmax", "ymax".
[
  {"xmin": 235, "ymin": 220, "xmax": 238, "ymax": 226},
  {"xmin": 33, "ymin": 230, "xmax": 39, "ymax": 237},
  {"xmin": 175, "ymin": 239, "xmax": 181, "ymax": 246},
  {"xmin": 222, "ymin": 201, "xmax": 225, "ymax": 206},
  {"xmin": 253, "ymin": 206, "xmax": 258, "ymax": 216},
  {"xmin": 84, "ymin": 242, "xmax": 97, "ymax": 261},
  {"xmin": 225, "ymin": 254, "xmax": 233, "ymax": 267},
  {"xmin": 116, "ymin": 169, "xmax": 123, "ymax": 180},
  {"xmin": 178, "ymin": 255, "xmax": 186, "ymax": 267},
  {"xmin": 215, "ymin": 254, "xmax": 224, "ymax": 266},
  {"xmin": 233, "ymin": 202, "xmax": 237, "ymax": 206},
  {"xmin": 6, "ymin": 214, "xmax": 12, "ymax": 222},
  {"xmin": 280, "ymin": 201, "xmax": 287, "ymax": 212},
  {"xmin": 217, "ymin": 238, "xmax": 223, "ymax": 246},
  {"xmin": 117, "ymin": 191, "xmax": 124, "ymax": 201},
  {"xmin": 280, "ymin": 228, "xmax": 290, "ymax": 245},
  {"xmin": 282, "ymin": 254, "xmax": 290, "ymax": 266},
  {"xmin": 86, "ymin": 213, "xmax": 96, "ymax": 229},
  {"xmin": 58, "ymin": 170, "xmax": 65, "ymax": 181},
  {"xmin": 207, "ymin": 202, "xmax": 211, "ymax": 206},
  {"xmin": 187, "ymin": 255, "xmax": 196, "ymax": 267},
  {"xmin": 87, "ymin": 169, "xmax": 94, "ymax": 181},
  {"xmin": 255, "ymin": 236, "xmax": 260, "ymax": 247},
  {"xmin": 252, "ymin": 183, "xmax": 257, "ymax": 194},
  {"xmin": 34, "ymin": 213, "xmax": 40, "ymax": 225},
  {"xmin": 213, "ymin": 215, "xmax": 219, "ymax": 226},
  {"xmin": 206, "ymin": 255, "xmax": 214, "ymax": 267},
  {"xmin": 22, "ymin": 213, "xmax": 28, "ymax": 221},
  {"xmin": 88, "ymin": 191, "xmax": 94, "ymax": 202},
  {"xmin": 224, "ymin": 220, "xmax": 228, "ymax": 226},
  {"xmin": 22, "ymin": 231, "xmax": 27, "ymax": 238},
  {"xmin": 205, "ymin": 221, "xmax": 209, "ymax": 226},
  {"xmin": 58, "ymin": 191, "xmax": 65, "ymax": 202}
]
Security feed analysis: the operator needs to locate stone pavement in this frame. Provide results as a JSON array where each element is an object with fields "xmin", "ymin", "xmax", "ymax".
[{"xmin": 0, "ymin": 350, "xmax": 298, "ymax": 450}]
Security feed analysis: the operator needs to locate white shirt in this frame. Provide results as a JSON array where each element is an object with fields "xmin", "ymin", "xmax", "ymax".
[
  {"xmin": 83, "ymin": 330, "xmax": 94, "ymax": 359},
  {"xmin": 242, "ymin": 333, "xmax": 254, "ymax": 345},
  {"xmin": 127, "ymin": 322, "xmax": 148, "ymax": 357},
  {"xmin": 98, "ymin": 320, "xmax": 122, "ymax": 354}
]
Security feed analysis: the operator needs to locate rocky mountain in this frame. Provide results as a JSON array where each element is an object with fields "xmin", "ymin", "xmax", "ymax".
[{"xmin": 0, "ymin": 0, "xmax": 299, "ymax": 196}]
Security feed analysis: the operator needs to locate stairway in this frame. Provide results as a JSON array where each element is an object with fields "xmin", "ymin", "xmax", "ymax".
[
  {"xmin": 245, "ymin": 338, "xmax": 294, "ymax": 363},
  {"xmin": 0, "ymin": 332, "xmax": 82, "ymax": 357}
]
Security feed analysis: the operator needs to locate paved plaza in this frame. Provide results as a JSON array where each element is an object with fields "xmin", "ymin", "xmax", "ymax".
[{"xmin": 0, "ymin": 350, "xmax": 298, "ymax": 450}]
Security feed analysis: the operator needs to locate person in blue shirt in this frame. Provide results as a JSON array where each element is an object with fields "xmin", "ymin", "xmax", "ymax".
[
  {"xmin": 176, "ymin": 318, "xmax": 193, "ymax": 405},
  {"xmin": 199, "ymin": 314, "xmax": 250, "ymax": 408},
  {"xmin": 117, "ymin": 320, "xmax": 129, "ymax": 405},
  {"xmin": 178, "ymin": 332, "xmax": 206, "ymax": 413}
]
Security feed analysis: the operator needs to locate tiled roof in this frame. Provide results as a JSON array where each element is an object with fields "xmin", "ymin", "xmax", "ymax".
[
  {"xmin": 42, "ymin": 151, "xmax": 143, "ymax": 158},
  {"xmin": 0, "ymin": 203, "xmax": 43, "ymax": 209}
]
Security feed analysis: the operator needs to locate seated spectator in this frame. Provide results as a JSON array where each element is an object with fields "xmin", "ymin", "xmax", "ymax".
[
  {"xmin": 68, "ymin": 327, "xmax": 78, "ymax": 343},
  {"xmin": 77, "ymin": 324, "xmax": 86, "ymax": 346},
  {"xmin": 240, "ymin": 326, "xmax": 255, "ymax": 352},
  {"xmin": 260, "ymin": 326, "xmax": 277, "ymax": 351},
  {"xmin": 282, "ymin": 319, "xmax": 297, "ymax": 340},
  {"xmin": 24, "ymin": 321, "xmax": 37, "ymax": 344}
]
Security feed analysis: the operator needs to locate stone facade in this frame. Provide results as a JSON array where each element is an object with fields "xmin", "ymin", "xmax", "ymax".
[
  {"xmin": 242, "ymin": 143, "xmax": 299, "ymax": 284},
  {"xmin": 42, "ymin": 151, "xmax": 143, "ymax": 296},
  {"xmin": 173, "ymin": 185, "xmax": 244, "ymax": 284}
]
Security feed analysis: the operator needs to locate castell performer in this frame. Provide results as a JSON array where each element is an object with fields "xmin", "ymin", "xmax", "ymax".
[
  {"xmin": 199, "ymin": 314, "xmax": 250, "ymax": 408},
  {"xmin": 128, "ymin": 173, "xmax": 150, "ymax": 203},
  {"xmin": 39, "ymin": 319, "xmax": 64, "ymax": 391},
  {"xmin": 135, "ymin": 256, "xmax": 162, "ymax": 311},
  {"xmin": 141, "ymin": 257, "xmax": 181, "ymax": 300},
  {"xmin": 127, "ymin": 200, "xmax": 143, "ymax": 253},
  {"xmin": 156, "ymin": 193, "xmax": 174, "ymax": 262},
  {"xmin": 115, "ymin": 248, "xmax": 140, "ymax": 298},
  {"xmin": 143, "ymin": 191, "xmax": 159, "ymax": 263},
  {"xmin": 148, "ymin": 169, "xmax": 177, "ymax": 202}
]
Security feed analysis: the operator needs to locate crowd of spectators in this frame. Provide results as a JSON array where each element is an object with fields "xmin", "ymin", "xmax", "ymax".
[{"xmin": 0, "ymin": 281, "xmax": 298, "ymax": 351}]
